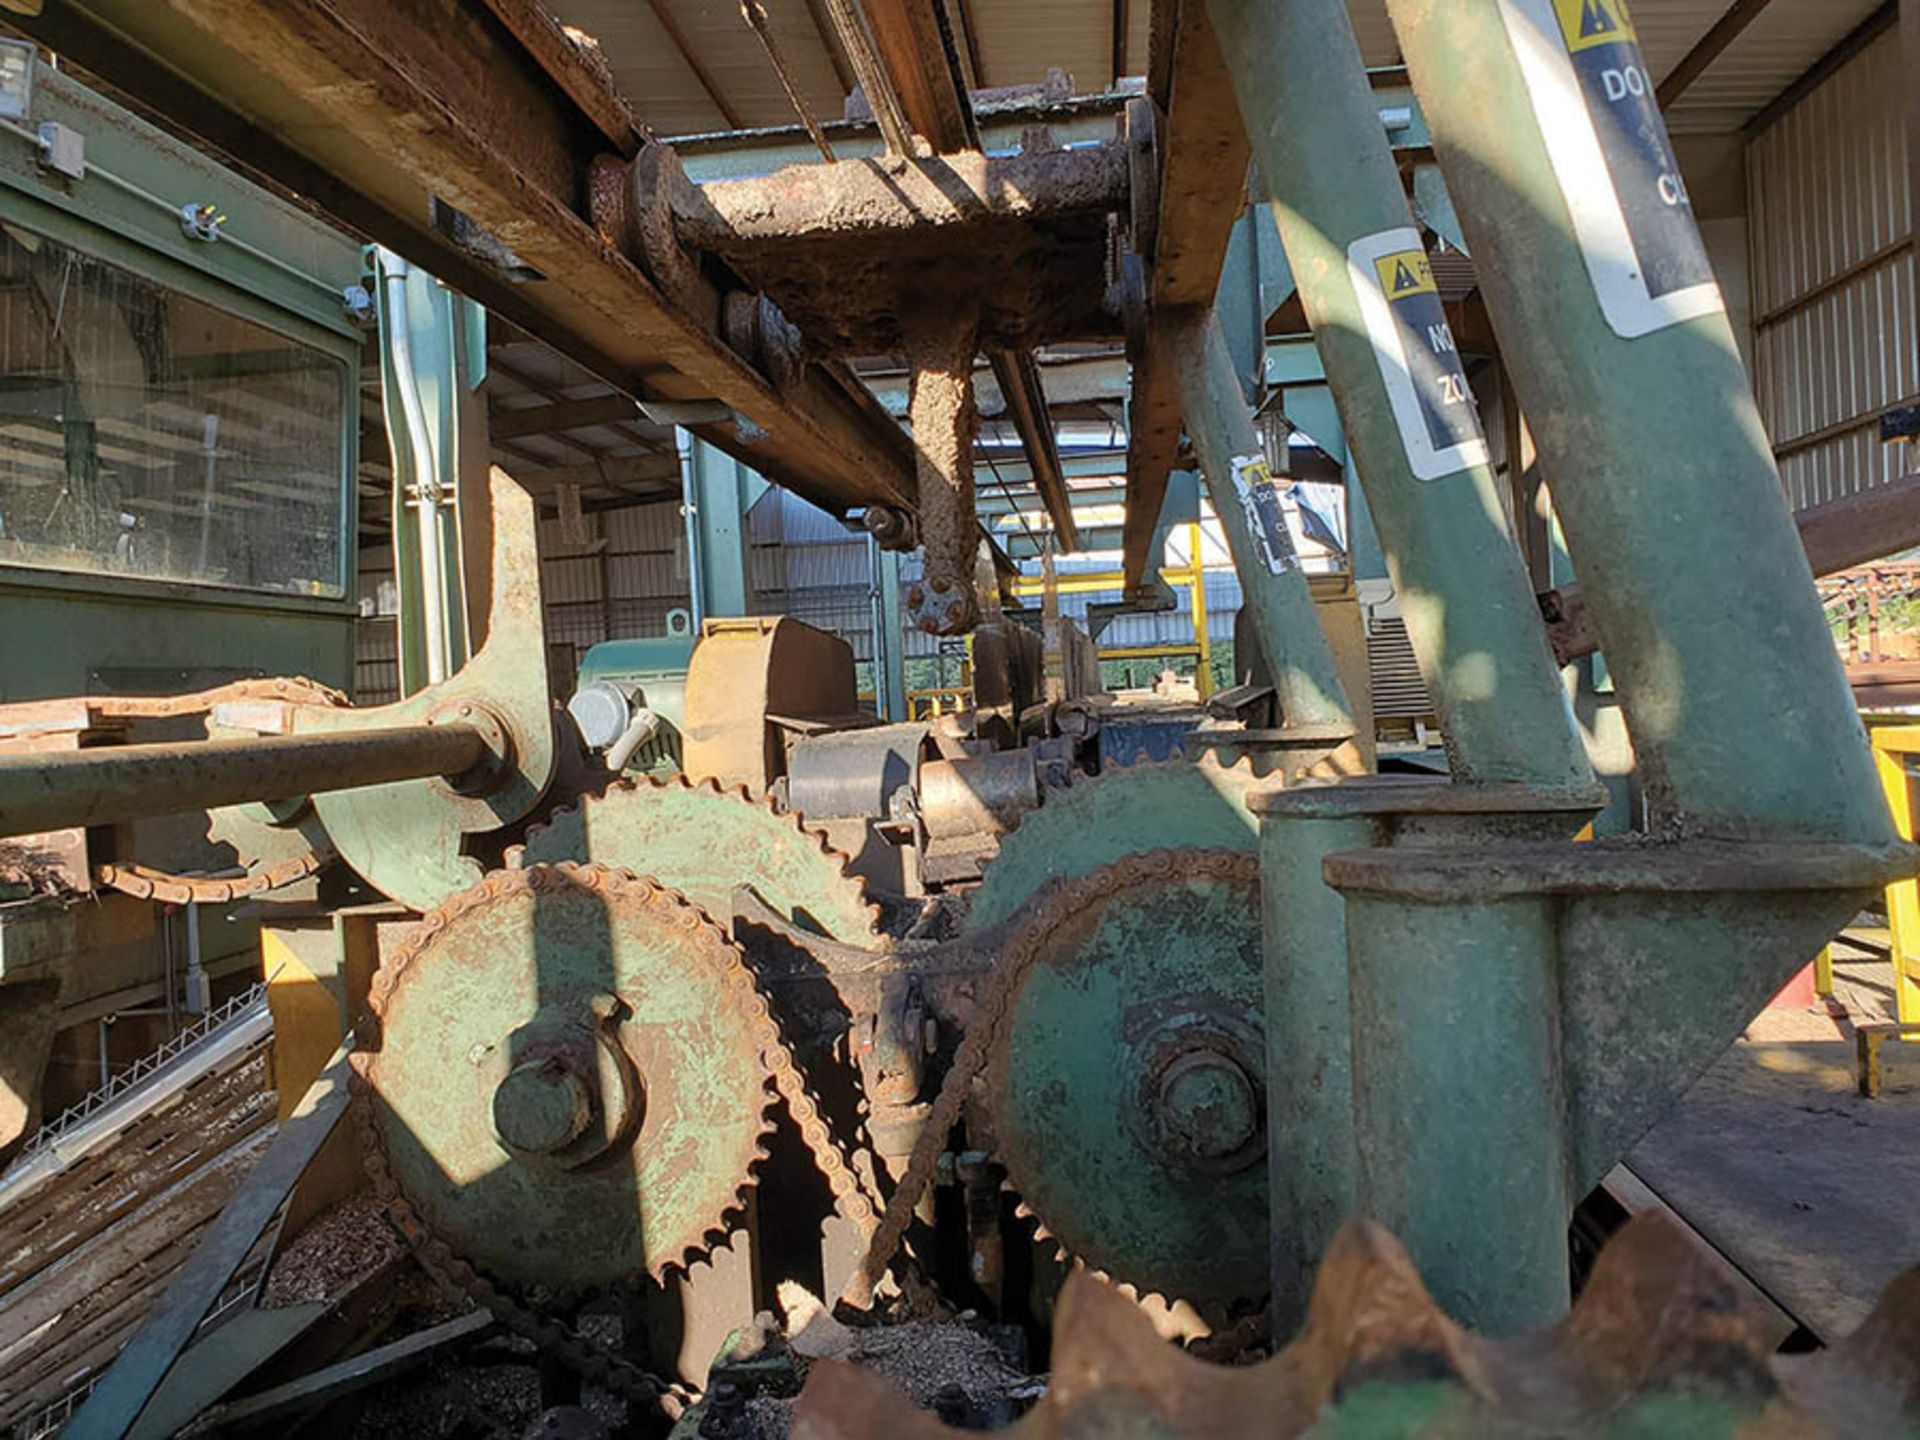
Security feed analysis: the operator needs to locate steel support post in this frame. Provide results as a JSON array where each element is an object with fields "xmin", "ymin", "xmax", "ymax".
[
  {"xmin": 868, "ymin": 535, "xmax": 907, "ymax": 722},
  {"xmin": 1344, "ymin": 887, "xmax": 1571, "ymax": 1331},
  {"xmin": 1208, "ymin": 0, "xmax": 1590, "ymax": 790},
  {"xmin": 1208, "ymin": 0, "xmax": 1598, "ymax": 1324},
  {"xmin": 681, "ymin": 433, "xmax": 767, "ymax": 626},
  {"xmin": 1166, "ymin": 308, "xmax": 1354, "ymax": 737},
  {"xmin": 1384, "ymin": 0, "xmax": 1889, "ymax": 846}
]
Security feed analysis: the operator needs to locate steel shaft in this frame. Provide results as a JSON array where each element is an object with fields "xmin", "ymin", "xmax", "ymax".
[{"xmin": 0, "ymin": 723, "xmax": 489, "ymax": 837}]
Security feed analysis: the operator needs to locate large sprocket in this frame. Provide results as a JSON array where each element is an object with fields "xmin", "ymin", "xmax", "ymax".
[
  {"xmin": 510, "ymin": 775, "xmax": 881, "ymax": 942},
  {"xmin": 983, "ymin": 849, "xmax": 1267, "ymax": 1312},
  {"xmin": 966, "ymin": 757, "xmax": 1259, "ymax": 933},
  {"xmin": 355, "ymin": 863, "xmax": 777, "ymax": 1298}
]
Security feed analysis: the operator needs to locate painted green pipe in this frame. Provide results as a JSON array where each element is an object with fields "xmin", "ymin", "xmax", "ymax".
[
  {"xmin": 1344, "ymin": 885, "xmax": 1572, "ymax": 1331},
  {"xmin": 1166, "ymin": 307, "xmax": 1355, "ymax": 735},
  {"xmin": 1383, "ymin": 0, "xmax": 1890, "ymax": 846},
  {"xmin": 1207, "ymin": 0, "xmax": 1591, "ymax": 790}
]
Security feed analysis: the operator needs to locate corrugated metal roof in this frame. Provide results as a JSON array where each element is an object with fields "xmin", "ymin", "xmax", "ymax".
[
  {"xmin": 1346, "ymin": 0, "xmax": 1884, "ymax": 136},
  {"xmin": 544, "ymin": 0, "xmax": 1892, "ymax": 142}
]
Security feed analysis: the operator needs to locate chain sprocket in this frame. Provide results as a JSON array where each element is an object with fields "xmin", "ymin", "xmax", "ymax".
[
  {"xmin": 847, "ymin": 849, "xmax": 1264, "ymax": 1319},
  {"xmin": 354, "ymin": 862, "xmax": 882, "ymax": 1412},
  {"xmin": 510, "ymin": 773, "xmax": 882, "ymax": 941},
  {"xmin": 966, "ymin": 755, "xmax": 1259, "ymax": 933}
]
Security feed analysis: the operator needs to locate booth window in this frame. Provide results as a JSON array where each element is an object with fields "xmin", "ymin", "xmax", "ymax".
[{"xmin": 0, "ymin": 223, "xmax": 347, "ymax": 597}]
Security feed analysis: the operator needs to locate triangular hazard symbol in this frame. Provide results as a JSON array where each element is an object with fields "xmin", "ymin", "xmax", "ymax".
[
  {"xmin": 1392, "ymin": 260, "xmax": 1421, "ymax": 293},
  {"xmin": 1580, "ymin": 0, "xmax": 1621, "ymax": 38}
]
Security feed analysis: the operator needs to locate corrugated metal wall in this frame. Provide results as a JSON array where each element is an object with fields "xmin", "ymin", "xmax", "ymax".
[{"xmin": 1747, "ymin": 27, "xmax": 1916, "ymax": 510}]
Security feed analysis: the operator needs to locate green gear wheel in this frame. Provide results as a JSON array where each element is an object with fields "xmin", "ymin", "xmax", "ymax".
[
  {"xmin": 967, "ymin": 757, "xmax": 1259, "ymax": 933},
  {"xmin": 510, "ymin": 775, "xmax": 880, "ymax": 942},
  {"xmin": 355, "ymin": 863, "xmax": 776, "ymax": 1296},
  {"xmin": 983, "ymin": 849, "xmax": 1267, "ymax": 1310}
]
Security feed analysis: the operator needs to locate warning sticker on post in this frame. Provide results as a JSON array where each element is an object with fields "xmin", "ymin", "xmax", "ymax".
[
  {"xmin": 1498, "ymin": 0, "xmax": 1724, "ymax": 338},
  {"xmin": 1347, "ymin": 227, "xmax": 1490, "ymax": 482},
  {"xmin": 1229, "ymin": 454, "xmax": 1301, "ymax": 576}
]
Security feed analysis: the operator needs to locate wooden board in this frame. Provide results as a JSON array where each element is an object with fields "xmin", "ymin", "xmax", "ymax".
[{"xmin": 1627, "ymin": 1035, "xmax": 1920, "ymax": 1341}]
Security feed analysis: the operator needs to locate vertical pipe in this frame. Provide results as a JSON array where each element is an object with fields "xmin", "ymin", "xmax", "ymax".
[
  {"xmin": 1254, "ymin": 804, "xmax": 1372, "ymax": 1326},
  {"xmin": 1187, "ymin": 520, "xmax": 1213, "ymax": 699},
  {"xmin": 1384, "ymin": 0, "xmax": 1890, "ymax": 844},
  {"xmin": 1207, "ymin": 0, "xmax": 1590, "ymax": 790},
  {"xmin": 1167, "ymin": 309, "xmax": 1354, "ymax": 735},
  {"xmin": 1346, "ymin": 889, "xmax": 1571, "ymax": 1331}
]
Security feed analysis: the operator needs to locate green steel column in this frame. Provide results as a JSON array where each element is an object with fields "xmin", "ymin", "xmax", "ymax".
[
  {"xmin": 1255, "ymin": 806, "xmax": 1371, "ymax": 1321},
  {"xmin": 1344, "ymin": 887, "xmax": 1571, "ymax": 1331},
  {"xmin": 869, "ymin": 536, "xmax": 907, "ymax": 722},
  {"xmin": 681, "ymin": 432, "xmax": 768, "ymax": 625},
  {"xmin": 1385, "ymin": 0, "xmax": 1890, "ymax": 845},
  {"xmin": 1167, "ymin": 309, "xmax": 1354, "ymax": 735},
  {"xmin": 1208, "ymin": 0, "xmax": 1590, "ymax": 789}
]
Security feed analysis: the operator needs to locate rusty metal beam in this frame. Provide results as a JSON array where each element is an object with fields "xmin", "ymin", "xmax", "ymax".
[
  {"xmin": 13, "ymin": 0, "xmax": 916, "ymax": 519},
  {"xmin": 1656, "ymin": 0, "xmax": 1779, "ymax": 110},
  {"xmin": 990, "ymin": 351, "xmax": 1078, "ymax": 548},
  {"xmin": 863, "ymin": 0, "xmax": 978, "ymax": 151},
  {"xmin": 1121, "ymin": 0, "xmax": 1251, "ymax": 586},
  {"xmin": 1545, "ymin": 471, "xmax": 1920, "ymax": 665},
  {"xmin": 861, "ymin": 0, "xmax": 1086, "ymax": 555}
]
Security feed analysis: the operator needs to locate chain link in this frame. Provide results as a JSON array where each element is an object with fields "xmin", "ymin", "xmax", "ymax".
[{"xmin": 73, "ymin": 676, "xmax": 345, "ymax": 904}]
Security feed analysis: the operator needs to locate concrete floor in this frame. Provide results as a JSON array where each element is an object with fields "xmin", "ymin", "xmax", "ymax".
[{"xmin": 1624, "ymin": 937, "xmax": 1920, "ymax": 1340}]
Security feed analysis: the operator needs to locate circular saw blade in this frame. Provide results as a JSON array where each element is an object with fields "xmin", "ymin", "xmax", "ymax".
[
  {"xmin": 356, "ymin": 863, "xmax": 777, "ymax": 1297},
  {"xmin": 983, "ymin": 849, "xmax": 1267, "ymax": 1310},
  {"xmin": 510, "ymin": 775, "xmax": 881, "ymax": 942},
  {"xmin": 967, "ymin": 756, "xmax": 1260, "ymax": 933}
]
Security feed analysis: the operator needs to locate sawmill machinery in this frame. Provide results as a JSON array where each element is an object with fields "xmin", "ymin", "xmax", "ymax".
[{"xmin": 0, "ymin": 0, "xmax": 1915, "ymax": 1429}]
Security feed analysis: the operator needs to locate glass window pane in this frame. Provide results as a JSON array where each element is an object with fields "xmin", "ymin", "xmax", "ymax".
[{"xmin": 0, "ymin": 223, "xmax": 347, "ymax": 596}]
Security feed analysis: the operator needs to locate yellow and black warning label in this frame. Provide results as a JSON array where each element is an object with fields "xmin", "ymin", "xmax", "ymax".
[
  {"xmin": 1348, "ymin": 227, "xmax": 1488, "ymax": 482},
  {"xmin": 1374, "ymin": 249, "xmax": 1437, "ymax": 300},
  {"xmin": 1502, "ymin": 0, "xmax": 1722, "ymax": 337},
  {"xmin": 1553, "ymin": 0, "xmax": 1637, "ymax": 52}
]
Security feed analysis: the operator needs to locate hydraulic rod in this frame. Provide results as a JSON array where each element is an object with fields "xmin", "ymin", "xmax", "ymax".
[
  {"xmin": 0, "ymin": 724, "xmax": 489, "ymax": 837},
  {"xmin": 1207, "ymin": 0, "xmax": 1590, "ymax": 790}
]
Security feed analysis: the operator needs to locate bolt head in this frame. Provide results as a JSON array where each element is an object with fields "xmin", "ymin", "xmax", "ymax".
[
  {"xmin": 919, "ymin": 617, "xmax": 940, "ymax": 633},
  {"xmin": 1154, "ymin": 1052, "xmax": 1258, "ymax": 1165},
  {"xmin": 930, "ymin": 577, "xmax": 950, "ymax": 594},
  {"xmin": 907, "ymin": 584, "xmax": 925, "ymax": 608},
  {"xmin": 493, "ymin": 1058, "xmax": 593, "ymax": 1155}
]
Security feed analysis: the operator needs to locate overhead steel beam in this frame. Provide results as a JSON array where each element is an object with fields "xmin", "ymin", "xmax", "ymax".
[
  {"xmin": 12, "ymin": 0, "xmax": 917, "ymax": 520},
  {"xmin": 1546, "ymin": 470, "xmax": 1920, "ymax": 665},
  {"xmin": 1120, "ymin": 0, "xmax": 1250, "ymax": 587}
]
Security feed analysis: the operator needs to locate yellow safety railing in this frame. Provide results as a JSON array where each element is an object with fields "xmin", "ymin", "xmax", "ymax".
[{"xmin": 1868, "ymin": 718, "xmax": 1920, "ymax": 1022}]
